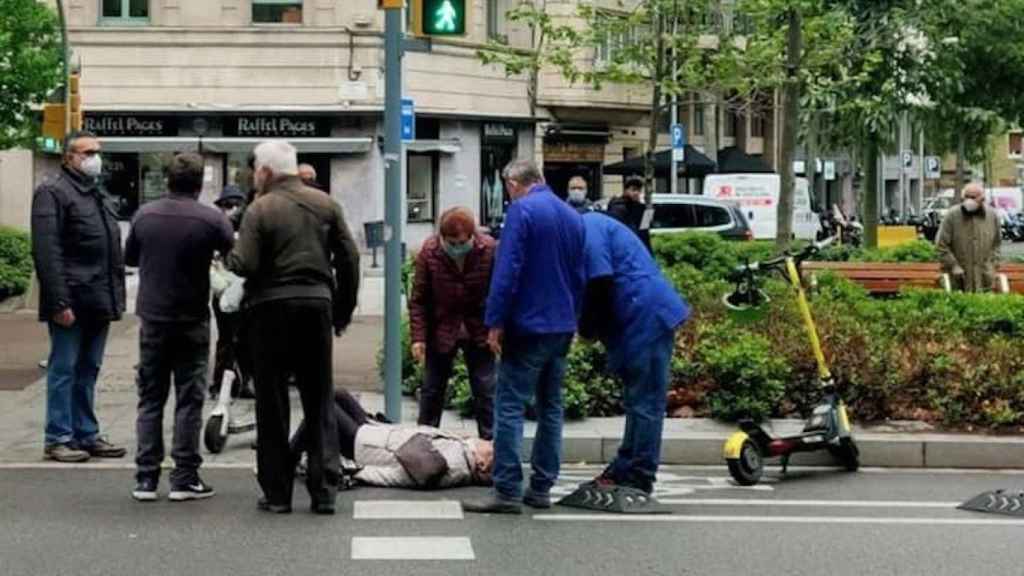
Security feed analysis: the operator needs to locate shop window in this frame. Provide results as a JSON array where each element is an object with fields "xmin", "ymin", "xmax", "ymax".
[
  {"xmin": 99, "ymin": 152, "xmax": 175, "ymax": 220},
  {"xmin": 693, "ymin": 103, "xmax": 705, "ymax": 136},
  {"xmin": 253, "ymin": 0, "xmax": 303, "ymax": 24},
  {"xmin": 481, "ymin": 143, "xmax": 517, "ymax": 228},
  {"xmin": 101, "ymin": 0, "xmax": 148, "ymax": 22},
  {"xmin": 488, "ymin": 0, "xmax": 515, "ymax": 41},
  {"xmin": 408, "ymin": 152, "xmax": 438, "ymax": 223}
]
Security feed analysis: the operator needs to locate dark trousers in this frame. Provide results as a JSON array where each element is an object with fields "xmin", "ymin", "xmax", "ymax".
[
  {"xmin": 419, "ymin": 341, "xmax": 495, "ymax": 440},
  {"xmin": 135, "ymin": 320, "xmax": 209, "ymax": 485},
  {"xmin": 251, "ymin": 298, "xmax": 339, "ymax": 507},
  {"xmin": 211, "ymin": 298, "xmax": 252, "ymax": 393},
  {"xmin": 291, "ymin": 388, "xmax": 368, "ymax": 461}
]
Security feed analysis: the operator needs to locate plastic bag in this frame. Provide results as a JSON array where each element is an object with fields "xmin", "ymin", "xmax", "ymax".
[
  {"xmin": 210, "ymin": 261, "xmax": 232, "ymax": 297},
  {"xmin": 219, "ymin": 273, "xmax": 246, "ymax": 313}
]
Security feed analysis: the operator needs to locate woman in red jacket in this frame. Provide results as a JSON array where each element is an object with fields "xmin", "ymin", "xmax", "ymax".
[{"xmin": 409, "ymin": 207, "xmax": 496, "ymax": 439}]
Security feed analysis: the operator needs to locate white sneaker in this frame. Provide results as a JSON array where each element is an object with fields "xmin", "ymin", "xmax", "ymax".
[{"xmin": 168, "ymin": 478, "xmax": 215, "ymax": 501}]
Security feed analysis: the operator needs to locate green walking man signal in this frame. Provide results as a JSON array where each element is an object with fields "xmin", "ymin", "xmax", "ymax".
[{"xmin": 413, "ymin": 0, "xmax": 466, "ymax": 36}]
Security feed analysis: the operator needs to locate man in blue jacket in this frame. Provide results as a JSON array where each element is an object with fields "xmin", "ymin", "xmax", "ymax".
[
  {"xmin": 571, "ymin": 212, "xmax": 689, "ymax": 502},
  {"xmin": 463, "ymin": 160, "xmax": 586, "ymax": 515}
]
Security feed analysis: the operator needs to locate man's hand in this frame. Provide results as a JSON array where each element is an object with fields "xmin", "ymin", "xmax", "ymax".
[
  {"xmin": 487, "ymin": 328, "xmax": 503, "ymax": 356},
  {"xmin": 411, "ymin": 342, "xmax": 426, "ymax": 364},
  {"xmin": 952, "ymin": 265, "xmax": 965, "ymax": 277},
  {"xmin": 53, "ymin": 308, "xmax": 75, "ymax": 328}
]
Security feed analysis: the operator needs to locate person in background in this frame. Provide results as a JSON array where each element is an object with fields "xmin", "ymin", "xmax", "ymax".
[
  {"xmin": 30, "ymin": 130, "xmax": 127, "ymax": 463},
  {"xmin": 209, "ymin": 184, "xmax": 253, "ymax": 400},
  {"xmin": 606, "ymin": 176, "xmax": 651, "ymax": 250},
  {"xmin": 566, "ymin": 175, "xmax": 594, "ymax": 214},
  {"xmin": 298, "ymin": 163, "xmax": 326, "ymax": 193},
  {"xmin": 576, "ymin": 211, "xmax": 689, "ymax": 498},
  {"xmin": 408, "ymin": 207, "xmax": 496, "ymax": 439},
  {"xmin": 125, "ymin": 153, "xmax": 234, "ymax": 502},
  {"xmin": 936, "ymin": 182, "xmax": 1001, "ymax": 292},
  {"xmin": 462, "ymin": 160, "xmax": 585, "ymax": 515},
  {"xmin": 228, "ymin": 140, "xmax": 360, "ymax": 515}
]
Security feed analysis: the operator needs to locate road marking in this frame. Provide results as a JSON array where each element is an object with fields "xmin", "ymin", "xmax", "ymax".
[
  {"xmin": 534, "ymin": 514, "xmax": 1024, "ymax": 526},
  {"xmin": 351, "ymin": 537, "xmax": 475, "ymax": 560},
  {"xmin": 354, "ymin": 500, "xmax": 463, "ymax": 520},
  {"xmin": 657, "ymin": 498, "xmax": 959, "ymax": 508},
  {"xmin": 0, "ymin": 462, "xmax": 256, "ymax": 470}
]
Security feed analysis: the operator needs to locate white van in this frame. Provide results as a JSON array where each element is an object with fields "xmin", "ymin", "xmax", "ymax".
[{"xmin": 703, "ymin": 173, "xmax": 819, "ymax": 240}]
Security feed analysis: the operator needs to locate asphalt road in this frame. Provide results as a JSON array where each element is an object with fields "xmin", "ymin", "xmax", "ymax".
[{"xmin": 2, "ymin": 464, "xmax": 1024, "ymax": 576}]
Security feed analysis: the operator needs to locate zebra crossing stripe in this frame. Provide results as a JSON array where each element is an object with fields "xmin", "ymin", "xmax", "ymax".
[
  {"xmin": 353, "ymin": 500, "xmax": 464, "ymax": 520},
  {"xmin": 351, "ymin": 537, "xmax": 475, "ymax": 560}
]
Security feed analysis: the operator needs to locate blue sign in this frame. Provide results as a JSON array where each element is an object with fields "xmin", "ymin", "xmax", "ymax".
[
  {"xmin": 401, "ymin": 98, "xmax": 415, "ymax": 141},
  {"xmin": 671, "ymin": 123, "xmax": 686, "ymax": 149}
]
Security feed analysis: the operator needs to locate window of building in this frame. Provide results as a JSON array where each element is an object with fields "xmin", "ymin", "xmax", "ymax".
[
  {"xmin": 487, "ymin": 0, "xmax": 515, "ymax": 41},
  {"xmin": 407, "ymin": 152, "xmax": 438, "ymax": 223},
  {"xmin": 100, "ymin": 152, "xmax": 175, "ymax": 221},
  {"xmin": 101, "ymin": 0, "xmax": 148, "ymax": 22},
  {"xmin": 1010, "ymin": 132, "xmax": 1023, "ymax": 159},
  {"xmin": 693, "ymin": 103, "xmax": 705, "ymax": 136},
  {"xmin": 750, "ymin": 112, "xmax": 765, "ymax": 138},
  {"xmin": 253, "ymin": 0, "xmax": 303, "ymax": 24},
  {"xmin": 723, "ymin": 108, "xmax": 738, "ymax": 139},
  {"xmin": 596, "ymin": 20, "xmax": 649, "ymax": 66}
]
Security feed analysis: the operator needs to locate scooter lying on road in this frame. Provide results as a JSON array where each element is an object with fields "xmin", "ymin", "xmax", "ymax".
[{"xmin": 721, "ymin": 236, "xmax": 860, "ymax": 486}]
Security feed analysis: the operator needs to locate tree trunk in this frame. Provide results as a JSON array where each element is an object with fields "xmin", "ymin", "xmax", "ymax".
[
  {"xmin": 645, "ymin": 12, "xmax": 665, "ymax": 207},
  {"xmin": 955, "ymin": 131, "xmax": 966, "ymax": 201},
  {"xmin": 703, "ymin": 92, "xmax": 718, "ymax": 165},
  {"xmin": 776, "ymin": 8, "xmax": 801, "ymax": 249},
  {"xmin": 864, "ymin": 133, "xmax": 880, "ymax": 249}
]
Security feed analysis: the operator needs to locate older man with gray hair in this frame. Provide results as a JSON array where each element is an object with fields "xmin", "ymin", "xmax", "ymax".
[
  {"xmin": 936, "ymin": 182, "xmax": 1001, "ymax": 292},
  {"xmin": 228, "ymin": 140, "xmax": 360, "ymax": 515}
]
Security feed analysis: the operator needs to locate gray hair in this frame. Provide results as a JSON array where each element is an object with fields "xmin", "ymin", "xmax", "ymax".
[
  {"xmin": 253, "ymin": 140, "xmax": 298, "ymax": 177},
  {"xmin": 63, "ymin": 130, "xmax": 98, "ymax": 154},
  {"xmin": 298, "ymin": 163, "xmax": 317, "ymax": 180},
  {"xmin": 502, "ymin": 159, "xmax": 543, "ymax": 186}
]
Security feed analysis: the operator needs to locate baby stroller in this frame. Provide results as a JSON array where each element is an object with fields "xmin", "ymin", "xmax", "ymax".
[{"xmin": 204, "ymin": 262, "xmax": 257, "ymax": 454}]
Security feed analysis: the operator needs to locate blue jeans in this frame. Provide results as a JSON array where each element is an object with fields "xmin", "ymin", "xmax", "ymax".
[
  {"xmin": 492, "ymin": 332, "xmax": 573, "ymax": 500},
  {"xmin": 608, "ymin": 330, "xmax": 675, "ymax": 492},
  {"xmin": 45, "ymin": 319, "xmax": 110, "ymax": 446}
]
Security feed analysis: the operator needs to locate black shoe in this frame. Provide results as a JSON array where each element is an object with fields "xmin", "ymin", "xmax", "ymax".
[
  {"xmin": 462, "ymin": 494, "xmax": 522, "ymax": 515},
  {"xmin": 311, "ymin": 501, "xmax": 336, "ymax": 515},
  {"xmin": 132, "ymin": 477, "xmax": 158, "ymax": 502},
  {"xmin": 168, "ymin": 477, "xmax": 215, "ymax": 501},
  {"xmin": 523, "ymin": 488, "xmax": 552, "ymax": 509},
  {"xmin": 258, "ymin": 497, "xmax": 292, "ymax": 514}
]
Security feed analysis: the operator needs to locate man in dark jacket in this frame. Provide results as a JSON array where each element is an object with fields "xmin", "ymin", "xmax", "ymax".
[
  {"xmin": 228, "ymin": 140, "xmax": 360, "ymax": 515},
  {"xmin": 125, "ymin": 153, "xmax": 234, "ymax": 503},
  {"xmin": 30, "ymin": 130, "xmax": 127, "ymax": 463},
  {"xmin": 606, "ymin": 176, "xmax": 651, "ymax": 250},
  {"xmin": 209, "ymin": 184, "xmax": 252, "ymax": 399}
]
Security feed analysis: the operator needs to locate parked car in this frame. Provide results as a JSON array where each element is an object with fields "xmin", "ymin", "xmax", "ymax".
[{"xmin": 644, "ymin": 194, "xmax": 754, "ymax": 241}]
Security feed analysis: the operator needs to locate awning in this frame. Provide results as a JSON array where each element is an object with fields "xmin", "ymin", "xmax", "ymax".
[
  {"xmin": 201, "ymin": 137, "xmax": 373, "ymax": 154},
  {"xmin": 717, "ymin": 146, "xmax": 773, "ymax": 173},
  {"xmin": 98, "ymin": 137, "xmax": 200, "ymax": 153},
  {"xmin": 603, "ymin": 146, "xmax": 717, "ymax": 178},
  {"xmin": 405, "ymin": 139, "xmax": 462, "ymax": 154}
]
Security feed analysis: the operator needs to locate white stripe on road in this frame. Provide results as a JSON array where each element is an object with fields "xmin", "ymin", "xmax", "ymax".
[
  {"xmin": 534, "ymin": 514, "xmax": 1024, "ymax": 526},
  {"xmin": 351, "ymin": 537, "xmax": 475, "ymax": 560},
  {"xmin": 658, "ymin": 498, "xmax": 959, "ymax": 508},
  {"xmin": 354, "ymin": 500, "xmax": 464, "ymax": 520},
  {"xmin": 0, "ymin": 462, "xmax": 257, "ymax": 470}
]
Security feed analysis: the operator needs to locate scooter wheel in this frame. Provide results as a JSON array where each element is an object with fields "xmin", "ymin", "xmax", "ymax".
[
  {"xmin": 830, "ymin": 438, "xmax": 860, "ymax": 472},
  {"xmin": 204, "ymin": 415, "xmax": 228, "ymax": 454},
  {"xmin": 727, "ymin": 439, "xmax": 764, "ymax": 486}
]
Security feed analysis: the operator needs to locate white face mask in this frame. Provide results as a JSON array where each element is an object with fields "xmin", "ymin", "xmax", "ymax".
[
  {"xmin": 963, "ymin": 199, "xmax": 980, "ymax": 213},
  {"xmin": 80, "ymin": 154, "xmax": 103, "ymax": 178},
  {"xmin": 568, "ymin": 188, "xmax": 587, "ymax": 203}
]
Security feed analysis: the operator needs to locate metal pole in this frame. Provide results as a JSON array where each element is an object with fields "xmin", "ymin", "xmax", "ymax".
[
  {"xmin": 917, "ymin": 125, "xmax": 925, "ymax": 212},
  {"xmin": 56, "ymin": 0, "xmax": 70, "ymax": 136},
  {"xmin": 383, "ymin": 6, "xmax": 404, "ymax": 422},
  {"xmin": 897, "ymin": 112, "xmax": 906, "ymax": 220},
  {"xmin": 670, "ymin": 8, "xmax": 678, "ymax": 196}
]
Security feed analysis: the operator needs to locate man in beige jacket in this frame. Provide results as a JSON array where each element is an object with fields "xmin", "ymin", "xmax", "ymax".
[{"xmin": 935, "ymin": 183, "xmax": 1001, "ymax": 292}]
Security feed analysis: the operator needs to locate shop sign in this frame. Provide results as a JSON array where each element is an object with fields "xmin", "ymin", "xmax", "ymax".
[
  {"xmin": 543, "ymin": 141, "xmax": 604, "ymax": 163},
  {"xmin": 483, "ymin": 123, "xmax": 516, "ymax": 143},
  {"xmin": 224, "ymin": 116, "xmax": 330, "ymax": 138},
  {"xmin": 84, "ymin": 114, "xmax": 178, "ymax": 137}
]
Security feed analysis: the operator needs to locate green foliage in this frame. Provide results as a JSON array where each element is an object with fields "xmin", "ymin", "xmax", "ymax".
[
  {"xmin": 699, "ymin": 325, "xmax": 790, "ymax": 422},
  {"xmin": 0, "ymin": 227, "xmax": 32, "ymax": 299},
  {"xmin": 0, "ymin": 0, "xmax": 63, "ymax": 149}
]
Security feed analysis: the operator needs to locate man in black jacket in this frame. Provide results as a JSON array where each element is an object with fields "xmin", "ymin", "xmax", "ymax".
[
  {"xmin": 606, "ymin": 176, "xmax": 651, "ymax": 251},
  {"xmin": 30, "ymin": 130, "xmax": 127, "ymax": 463},
  {"xmin": 125, "ymin": 153, "xmax": 234, "ymax": 503},
  {"xmin": 228, "ymin": 140, "xmax": 360, "ymax": 515}
]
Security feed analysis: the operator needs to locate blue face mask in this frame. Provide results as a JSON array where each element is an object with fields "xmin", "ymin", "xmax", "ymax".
[{"xmin": 444, "ymin": 239, "xmax": 473, "ymax": 259}]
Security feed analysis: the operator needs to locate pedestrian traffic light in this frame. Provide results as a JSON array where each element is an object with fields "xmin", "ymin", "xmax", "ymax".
[{"xmin": 412, "ymin": 0, "xmax": 467, "ymax": 36}]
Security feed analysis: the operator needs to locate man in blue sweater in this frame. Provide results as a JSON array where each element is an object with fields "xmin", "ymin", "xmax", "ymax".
[{"xmin": 463, "ymin": 160, "xmax": 586, "ymax": 514}]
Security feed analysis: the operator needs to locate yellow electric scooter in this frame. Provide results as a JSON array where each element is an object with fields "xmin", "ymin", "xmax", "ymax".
[{"xmin": 721, "ymin": 236, "xmax": 858, "ymax": 486}]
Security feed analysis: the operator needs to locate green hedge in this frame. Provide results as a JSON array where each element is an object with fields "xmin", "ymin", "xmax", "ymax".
[{"xmin": 0, "ymin": 227, "xmax": 32, "ymax": 300}]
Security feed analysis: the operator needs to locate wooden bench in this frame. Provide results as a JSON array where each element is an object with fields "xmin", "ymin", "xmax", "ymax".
[{"xmin": 802, "ymin": 261, "xmax": 1024, "ymax": 295}]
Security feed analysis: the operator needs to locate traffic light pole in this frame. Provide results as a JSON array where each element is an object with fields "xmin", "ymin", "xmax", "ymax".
[
  {"xmin": 383, "ymin": 6, "xmax": 404, "ymax": 422},
  {"xmin": 56, "ymin": 0, "xmax": 70, "ymax": 137}
]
